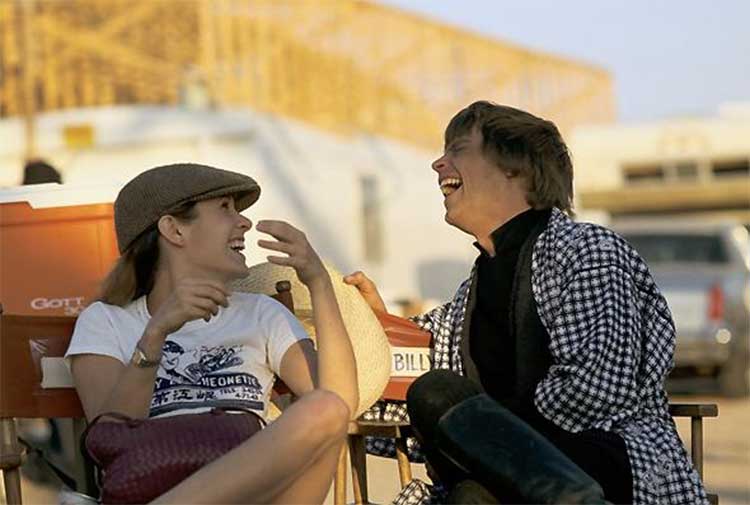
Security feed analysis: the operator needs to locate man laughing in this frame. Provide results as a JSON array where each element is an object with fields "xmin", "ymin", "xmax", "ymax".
[{"xmin": 346, "ymin": 101, "xmax": 708, "ymax": 505}]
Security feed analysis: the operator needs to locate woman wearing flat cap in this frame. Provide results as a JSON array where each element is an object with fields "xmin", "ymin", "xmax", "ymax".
[{"xmin": 66, "ymin": 163, "xmax": 358, "ymax": 503}]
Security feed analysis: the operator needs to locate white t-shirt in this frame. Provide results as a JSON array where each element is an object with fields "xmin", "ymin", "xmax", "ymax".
[{"xmin": 66, "ymin": 292, "xmax": 310, "ymax": 420}]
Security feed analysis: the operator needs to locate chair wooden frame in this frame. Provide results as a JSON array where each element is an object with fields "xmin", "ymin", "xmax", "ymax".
[
  {"xmin": 0, "ymin": 310, "xmax": 90, "ymax": 504},
  {"xmin": 334, "ymin": 308, "xmax": 722, "ymax": 504},
  {"xmin": 337, "ymin": 405, "xmax": 721, "ymax": 505},
  {"xmin": 669, "ymin": 403, "xmax": 719, "ymax": 505},
  {"xmin": 334, "ymin": 420, "xmax": 412, "ymax": 505}
]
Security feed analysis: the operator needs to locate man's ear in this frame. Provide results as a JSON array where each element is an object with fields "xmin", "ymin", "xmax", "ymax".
[{"xmin": 157, "ymin": 215, "xmax": 186, "ymax": 247}]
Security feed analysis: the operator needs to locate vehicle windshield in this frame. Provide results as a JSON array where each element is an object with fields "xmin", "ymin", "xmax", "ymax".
[{"xmin": 621, "ymin": 233, "xmax": 729, "ymax": 265}]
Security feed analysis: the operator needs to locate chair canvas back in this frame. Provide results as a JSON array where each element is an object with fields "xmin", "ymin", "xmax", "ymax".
[{"xmin": 0, "ymin": 313, "xmax": 83, "ymax": 419}]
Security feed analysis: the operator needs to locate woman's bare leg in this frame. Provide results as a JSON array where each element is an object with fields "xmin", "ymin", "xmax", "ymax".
[
  {"xmin": 152, "ymin": 389, "xmax": 349, "ymax": 504},
  {"xmin": 267, "ymin": 435, "xmax": 344, "ymax": 504}
]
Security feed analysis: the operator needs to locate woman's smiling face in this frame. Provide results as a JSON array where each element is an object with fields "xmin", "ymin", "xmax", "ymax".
[{"xmin": 178, "ymin": 196, "xmax": 253, "ymax": 282}]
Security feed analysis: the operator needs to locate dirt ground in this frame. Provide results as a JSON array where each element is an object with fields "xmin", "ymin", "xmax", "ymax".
[{"xmin": 6, "ymin": 394, "xmax": 748, "ymax": 504}]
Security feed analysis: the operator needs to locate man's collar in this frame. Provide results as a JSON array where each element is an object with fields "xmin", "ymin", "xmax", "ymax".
[{"xmin": 473, "ymin": 208, "xmax": 552, "ymax": 256}]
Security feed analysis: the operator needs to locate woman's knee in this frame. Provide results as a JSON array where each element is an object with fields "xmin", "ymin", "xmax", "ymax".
[{"xmin": 298, "ymin": 389, "xmax": 349, "ymax": 441}]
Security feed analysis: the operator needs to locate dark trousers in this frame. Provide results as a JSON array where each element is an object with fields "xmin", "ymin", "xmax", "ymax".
[{"xmin": 406, "ymin": 370, "xmax": 633, "ymax": 504}]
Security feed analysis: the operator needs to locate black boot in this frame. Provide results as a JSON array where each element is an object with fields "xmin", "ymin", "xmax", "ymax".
[
  {"xmin": 436, "ymin": 394, "xmax": 607, "ymax": 504},
  {"xmin": 446, "ymin": 479, "xmax": 500, "ymax": 504}
]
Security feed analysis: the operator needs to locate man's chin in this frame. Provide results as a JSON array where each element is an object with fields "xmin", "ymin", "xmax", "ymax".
[{"xmin": 444, "ymin": 212, "xmax": 473, "ymax": 236}]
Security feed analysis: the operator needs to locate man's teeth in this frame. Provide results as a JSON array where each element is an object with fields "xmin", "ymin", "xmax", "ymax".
[{"xmin": 440, "ymin": 177, "xmax": 462, "ymax": 195}]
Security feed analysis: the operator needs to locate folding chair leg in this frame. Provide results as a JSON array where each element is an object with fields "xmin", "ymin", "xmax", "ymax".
[
  {"xmin": 691, "ymin": 416, "xmax": 704, "ymax": 478},
  {"xmin": 395, "ymin": 436, "xmax": 412, "ymax": 488},
  {"xmin": 1, "ymin": 418, "xmax": 23, "ymax": 505},
  {"xmin": 334, "ymin": 444, "xmax": 347, "ymax": 505},
  {"xmin": 348, "ymin": 434, "xmax": 368, "ymax": 504},
  {"xmin": 71, "ymin": 419, "xmax": 97, "ymax": 497}
]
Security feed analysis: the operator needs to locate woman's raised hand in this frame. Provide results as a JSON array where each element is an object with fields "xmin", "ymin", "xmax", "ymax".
[
  {"xmin": 145, "ymin": 279, "xmax": 230, "ymax": 339},
  {"xmin": 256, "ymin": 220, "xmax": 327, "ymax": 288}
]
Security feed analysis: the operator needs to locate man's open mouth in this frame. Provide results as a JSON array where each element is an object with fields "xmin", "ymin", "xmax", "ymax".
[{"xmin": 440, "ymin": 177, "xmax": 463, "ymax": 196}]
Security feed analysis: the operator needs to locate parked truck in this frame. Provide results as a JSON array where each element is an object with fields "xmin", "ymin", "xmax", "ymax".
[{"xmin": 614, "ymin": 220, "xmax": 750, "ymax": 397}]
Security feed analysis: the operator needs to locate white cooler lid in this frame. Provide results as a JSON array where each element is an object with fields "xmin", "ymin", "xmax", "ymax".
[{"xmin": 0, "ymin": 183, "xmax": 120, "ymax": 208}]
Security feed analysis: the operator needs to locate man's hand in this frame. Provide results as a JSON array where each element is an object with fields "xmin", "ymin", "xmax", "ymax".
[{"xmin": 344, "ymin": 271, "xmax": 387, "ymax": 313}]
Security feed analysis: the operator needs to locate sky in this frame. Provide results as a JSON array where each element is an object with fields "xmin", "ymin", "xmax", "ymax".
[{"xmin": 380, "ymin": 0, "xmax": 750, "ymax": 124}]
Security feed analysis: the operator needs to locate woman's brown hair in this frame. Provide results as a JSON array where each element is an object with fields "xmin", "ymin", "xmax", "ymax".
[{"xmin": 99, "ymin": 202, "xmax": 197, "ymax": 306}]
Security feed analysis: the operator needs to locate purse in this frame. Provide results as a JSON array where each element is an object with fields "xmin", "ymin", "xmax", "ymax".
[{"xmin": 81, "ymin": 408, "xmax": 264, "ymax": 504}]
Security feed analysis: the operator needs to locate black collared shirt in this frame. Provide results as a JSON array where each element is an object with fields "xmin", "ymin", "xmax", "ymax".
[{"xmin": 469, "ymin": 207, "xmax": 551, "ymax": 404}]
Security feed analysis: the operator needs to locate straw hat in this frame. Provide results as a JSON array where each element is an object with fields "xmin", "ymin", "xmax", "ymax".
[{"xmin": 232, "ymin": 262, "xmax": 391, "ymax": 418}]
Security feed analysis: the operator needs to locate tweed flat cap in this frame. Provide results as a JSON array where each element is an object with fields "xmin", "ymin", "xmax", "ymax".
[{"xmin": 114, "ymin": 163, "xmax": 260, "ymax": 253}]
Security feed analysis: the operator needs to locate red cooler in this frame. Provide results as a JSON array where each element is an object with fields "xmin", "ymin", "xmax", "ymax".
[{"xmin": 0, "ymin": 185, "xmax": 119, "ymax": 316}]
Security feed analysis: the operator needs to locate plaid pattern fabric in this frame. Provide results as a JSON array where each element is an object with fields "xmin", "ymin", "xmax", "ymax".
[
  {"xmin": 391, "ymin": 479, "xmax": 446, "ymax": 505},
  {"xmin": 377, "ymin": 208, "xmax": 708, "ymax": 505},
  {"xmin": 362, "ymin": 401, "xmax": 424, "ymax": 461}
]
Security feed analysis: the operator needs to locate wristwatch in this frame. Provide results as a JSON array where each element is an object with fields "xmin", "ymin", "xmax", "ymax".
[{"xmin": 130, "ymin": 343, "xmax": 161, "ymax": 368}]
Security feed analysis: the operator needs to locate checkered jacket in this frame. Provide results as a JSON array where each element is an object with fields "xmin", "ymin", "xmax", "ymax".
[{"xmin": 366, "ymin": 208, "xmax": 708, "ymax": 505}]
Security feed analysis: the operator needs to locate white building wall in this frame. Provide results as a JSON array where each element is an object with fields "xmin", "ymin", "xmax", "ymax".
[{"xmin": 569, "ymin": 105, "xmax": 750, "ymax": 191}]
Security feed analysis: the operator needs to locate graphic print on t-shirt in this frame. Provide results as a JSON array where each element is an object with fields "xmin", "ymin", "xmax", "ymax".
[{"xmin": 150, "ymin": 340, "xmax": 264, "ymax": 417}]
